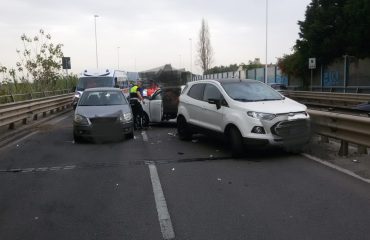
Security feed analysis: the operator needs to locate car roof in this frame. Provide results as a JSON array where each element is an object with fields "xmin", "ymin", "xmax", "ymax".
[
  {"xmin": 84, "ymin": 87, "xmax": 120, "ymax": 92},
  {"xmin": 190, "ymin": 78, "xmax": 260, "ymax": 84}
]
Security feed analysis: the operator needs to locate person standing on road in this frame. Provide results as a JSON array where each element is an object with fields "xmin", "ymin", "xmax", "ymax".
[
  {"xmin": 130, "ymin": 80, "xmax": 145, "ymax": 130},
  {"xmin": 130, "ymin": 80, "xmax": 145, "ymax": 102}
]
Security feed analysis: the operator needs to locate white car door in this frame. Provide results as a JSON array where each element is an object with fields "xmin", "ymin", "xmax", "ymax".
[
  {"xmin": 148, "ymin": 90, "xmax": 163, "ymax": 122},
  {"xmin": 201, "ymin": 83, "xmax": 226, "ymax": 132}
]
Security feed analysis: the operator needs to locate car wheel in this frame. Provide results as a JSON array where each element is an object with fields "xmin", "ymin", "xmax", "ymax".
[
  {"xmin": 73, "ymin": 132, "xmax": 83, "ymax": 143},
  {"xmin": 142, "ymin": 112, "xmax": 149, "ymax": 128},
  {"xmin": 177, "ymin": 116, "xmax": 192, "ymax": 140},
  {"xmin": 134, "ymin": 114, "xmax": 141, "ymax": 130},
  {"xmin": 228, "ymin": 127, "xmax": 244, "ymax": 158},
  {"xmin": 125, "ymin": 131, "xmax": 134, "ymax": 140}
]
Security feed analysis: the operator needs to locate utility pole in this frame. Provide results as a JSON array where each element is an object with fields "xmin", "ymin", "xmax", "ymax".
[{"xmin": 94, "ymin": 14, "xmax": 99, "ymax": 69}]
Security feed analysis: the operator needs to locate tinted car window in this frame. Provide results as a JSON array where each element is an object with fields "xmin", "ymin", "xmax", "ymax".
[
  {"xmin": 79, "ymin": 91, "xmax": 127, "ymax": 106},
  {"xmin": 222, "ymin": 81, "xmax": 284, "ymax": 102},
  {"xmin": 151, "ymin": 91, "xmax": 162, "ymax": 100},
  {"xmin": 203, "ymin": 84, "xmax": 222, "ymax": 101},
  {"xmin": 187, "ymin": 84, "xmax": 205, "ymax": 100},
  {"xmin": 77, "ymin": 77, "xmax": 114, "ymax": 91}
]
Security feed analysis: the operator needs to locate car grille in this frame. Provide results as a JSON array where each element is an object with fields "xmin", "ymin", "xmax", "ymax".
[
  {"xmin": 271, "ymin": 119, "xmax": 310, "ymax": 138},
  {"xmin": 90, "ymin": 117, "xmax": 118, "ymax": 125}
]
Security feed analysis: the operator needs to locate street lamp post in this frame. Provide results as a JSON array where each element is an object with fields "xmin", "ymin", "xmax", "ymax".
[
  {"xmin": 117, "ymin": 47, "xmax": 120, "ymax": 69},
  {"xmin": 265, "ymin": 0, "xmax": 268, "ymax": 84},
  {"xmin": 94, "ymin": 14, "xmax": 99, "ymax": 69},
  {"xmin": 189, "ymin": 38, "xmax": 192, "ymax": 73}
]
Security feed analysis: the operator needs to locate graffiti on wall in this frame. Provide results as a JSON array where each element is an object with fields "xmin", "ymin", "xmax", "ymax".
[{"xmin": 323, "ymin": 71, "xmax": 342, "ymax": 86}]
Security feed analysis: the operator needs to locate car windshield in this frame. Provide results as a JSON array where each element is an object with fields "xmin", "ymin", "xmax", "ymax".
[
  {"xmin": 222, "ymin": 81, "xmax": 284, "ymax": 102},
  {"xmin": 76, "ymin": 77, "xmax": 114, "ymax": 91},
  {"xmin": 78, "ymin": 91, "xmax": 127, "ymax": 106}
]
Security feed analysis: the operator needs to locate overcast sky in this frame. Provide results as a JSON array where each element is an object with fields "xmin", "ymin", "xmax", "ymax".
[{"xmin": 0, "ymin": 0, "xmax": 311, "ymax": 75}]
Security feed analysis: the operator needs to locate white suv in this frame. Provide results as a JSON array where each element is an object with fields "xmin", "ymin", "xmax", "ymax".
[{"xmin": 177, "ymin": 79, "xmax": 311, "ymax": 157}]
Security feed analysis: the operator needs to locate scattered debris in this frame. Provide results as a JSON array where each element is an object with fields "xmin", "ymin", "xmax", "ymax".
[
  {"xmin": 171, "ymin": 168, "xmax": 175, "ymax": 171},
  {"xmin": 177, "ymin": 152, "xmax": 184, "ymax": 155},
  {"xmin": 216, "ymin": 149, "xmax": 220, "ymax": 152},
  {"xmin": 209, "ymin": 155, "xmax": 214, "ymax": 158},
  {"xmin": 352, "ymin": 159, "xmax": 360, "ymax": 163},
  {"xmin": 192, "ymin": 139, "xmax": 199, "ymax": 143},
  {"xmin": 217, "ymin": 178, "xmax": 222, "ymax": 182},
  {"xmin": 34, "ymin": 217, "xmax": 39, "ymax": 220},
  {"xmin": 16, "ymin": 144, "xmax": 19, "ymax": 147},
  {"xmin": 168, "ymin": 132, "xmax": 176, "ymax": 137}
]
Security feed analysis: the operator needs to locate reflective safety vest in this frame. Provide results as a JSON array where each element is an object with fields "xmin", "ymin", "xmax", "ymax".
[{"xmin": 130, "ymin": 85, "xmax": 138, "ymax": 93}]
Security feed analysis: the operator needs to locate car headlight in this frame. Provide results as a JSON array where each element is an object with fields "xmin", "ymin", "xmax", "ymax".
[
  {"xmin": 74, "ymin": 114, "xmax": 89, "ymax": 125},
  {"xmin": 120, "ymin": 112, "xmax": 133, "ymax": 122},
  {"xmin": 74, "ymin": 91, "xmax": 81, "ymax": 99},
  {"xmin": 247, "ymin": 111, "xmax": 276, "ymax": 121}
]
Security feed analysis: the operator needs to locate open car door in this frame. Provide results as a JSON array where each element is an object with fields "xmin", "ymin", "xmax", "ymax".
[{"xmin": 148, "ymin": 90, "xmax": 163, "ymax": 122}]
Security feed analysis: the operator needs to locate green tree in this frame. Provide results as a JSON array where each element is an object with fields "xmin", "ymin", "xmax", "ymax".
[
  {"xmin": 197, "ymin": 18, "xmax": 214, "ymax": 73},
  {"xmin": 279, "ymin": 0, "xmax": 370, "ymax": 78},
  {"xmin": 16, "ymin": 29, "xmax": 64, "ymax": 89}
]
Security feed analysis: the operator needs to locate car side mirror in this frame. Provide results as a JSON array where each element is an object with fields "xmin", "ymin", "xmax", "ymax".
[{"xmin": 208, "ymin": 98, "xmax": 221, "ymax": 109}]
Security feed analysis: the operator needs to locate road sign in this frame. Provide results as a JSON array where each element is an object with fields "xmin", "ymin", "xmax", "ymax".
[
  {"xmin": 62, "ymin": 57, "xmax": 71, "ymax": 69},
  {"xmin": 309, "ymin": 58, "xmax": 316, "ymax": 69}
]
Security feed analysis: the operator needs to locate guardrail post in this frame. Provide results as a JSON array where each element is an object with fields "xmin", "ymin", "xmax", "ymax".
[
  {"xmin": 43, "ymin": 91, "xmax": 46, "ymax": 97},
  {"xmin": 9, "ymin": 123, "xmax": 15, "ymax": 130},
  {"xmin": 357, "ymin": 145, "xmax": 368, "ymax": 155},
  {"xmin": 320, "ymin": 135, "xmax": 329, "ymax": 143},
  {"xmin": 339, "ymin": 140, "xmax": 349, "ymax": 156},
  {"xmin": 22, "ymin": 118, "xmax": 27, "ymax": 125},
  {"xmin": 33, "ymin": 113, "xmax": 38, "ymax": 120},
  {"xmin": 11, "ymin": 94, "xmax": 15, "ymax": 102}
]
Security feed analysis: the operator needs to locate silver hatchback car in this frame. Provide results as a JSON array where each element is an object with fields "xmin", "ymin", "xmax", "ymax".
[{"xmin": 73, "ymin": 87, "xmax": 134, "ymax": 142}]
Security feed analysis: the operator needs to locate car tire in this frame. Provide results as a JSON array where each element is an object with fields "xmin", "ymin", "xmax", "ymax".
[
  {"xmin": 125, "ymin": 131, "xmax": 134, "ymax": 140},
  {"xmin": 228, "ymin": 127, "xmax": 244, "ymax": 158},
  {"xmin": 177, "ymin": 116, "xmax": 192, "ymax": 141},
  {"xmin": 142, "ymin": 112, "xmax": 149, "ymax": 128},
  {"xmin": 73, "ymin": 132, "xmax": 83, "ymax": 143}
]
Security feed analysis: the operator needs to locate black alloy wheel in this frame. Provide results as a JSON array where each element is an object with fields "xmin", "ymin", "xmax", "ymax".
[{"xmin": 177, "ymin": 116, "xmax": 192, "ymax": 140}]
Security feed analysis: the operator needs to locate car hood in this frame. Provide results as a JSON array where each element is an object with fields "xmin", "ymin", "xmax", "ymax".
[
  {"xmin": 233, "ymin": 97, "xmax": 307, "ymax": 114},
  {"xmin": 75, "ymin": 105, "xmax": 131, "ymax": 118}
]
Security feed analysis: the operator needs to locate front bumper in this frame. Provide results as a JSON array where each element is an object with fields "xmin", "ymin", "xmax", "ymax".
[
  {"xmin": 74, "ymin": 121, "xmax": 133, "ymax": 139},
  {"xmin": 242, "ymin": 118, "xmax": 311, "ymax": 147}
]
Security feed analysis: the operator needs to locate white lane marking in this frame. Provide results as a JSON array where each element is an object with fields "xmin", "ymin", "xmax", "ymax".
[
  {"xmin": 148, "ymin": 163, "xmax": 175, "ymax": 240},
  {"xmin": 36, "ymin": 167, "xmax": 48, "ymax": 172},
  {"xmin": 49, "ymin": 166, "xmax": 62, "ymax": 171},
  {"xmin": 302, "ymin": 153, "xmax": 370, "ymax": 184},
  {"xmin": 63, "ymin": 165, "xmax": 76, "ymax": 170},
  {"xmin": 141, "ymin": 131, "xmax": 148, "ymax": 142},
  {"xmin": 0, "ymin": 165, "xmax": 76, "ymax": 173}
]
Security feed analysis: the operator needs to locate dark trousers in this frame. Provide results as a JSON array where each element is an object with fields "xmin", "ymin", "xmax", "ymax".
[{"xmin": 129, "ymin": 98, "xmax": 143, "ymax": 129}]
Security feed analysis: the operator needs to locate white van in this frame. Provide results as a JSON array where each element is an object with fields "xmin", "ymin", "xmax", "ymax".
[{"xmin": 73, "ymin": 69, "xmax": 129, "ymax": 108}]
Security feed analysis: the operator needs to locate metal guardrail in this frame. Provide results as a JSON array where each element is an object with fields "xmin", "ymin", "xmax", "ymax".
[
  {"xmin": 0, "ymin": 93, "xmax": 73, "ymax": 130},
  {"xmin": 0, "ymin": 89, "xmax": 72, "ymax": 104},
  {"xmin": 308, "ymin": 109, "xmax": 370, "ymax": 156},
  {"xmin": 285, "ymin": 91, "xmax": 370, "ymax": 109}
]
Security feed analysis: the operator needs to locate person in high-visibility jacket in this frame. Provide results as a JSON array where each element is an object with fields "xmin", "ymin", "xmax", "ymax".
[
  {"xmin": 130, "ymin": 81, "xmax": 144, "ymax": 102},
  {"xmin": 129, "ymin": 81, "xmax": 145, "ymax": 130}
]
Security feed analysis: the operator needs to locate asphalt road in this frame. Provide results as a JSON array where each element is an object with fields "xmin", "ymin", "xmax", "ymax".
[{"xmin": 0, "ymin": 112, "xmax": 370, "ymax": 240}]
